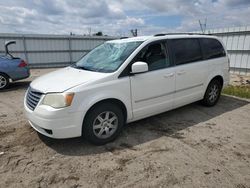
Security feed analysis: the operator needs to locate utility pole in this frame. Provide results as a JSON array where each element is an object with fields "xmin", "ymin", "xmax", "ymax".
[{"xmin": 199, "ymin": 18, "xmax": 207, "ymax": 34}]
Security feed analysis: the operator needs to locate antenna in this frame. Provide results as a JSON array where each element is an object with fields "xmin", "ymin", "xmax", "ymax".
[
  {"xmin": 88, "ymin": 27, "xmax": 92, "ymax": 36},
  {"xmin": 199, "ymin": 18, "xmax": 207, "ymax": 34}
]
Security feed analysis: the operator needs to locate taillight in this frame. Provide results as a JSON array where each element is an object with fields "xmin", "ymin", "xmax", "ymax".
[{"xmin": 18, "ymin": 60, "xmax": 28, "ymax": 67}]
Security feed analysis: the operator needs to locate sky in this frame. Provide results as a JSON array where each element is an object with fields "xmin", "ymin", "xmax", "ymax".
[{"xmin": 0, "ymin": 0, "xmax": 250, "ymax": 36}]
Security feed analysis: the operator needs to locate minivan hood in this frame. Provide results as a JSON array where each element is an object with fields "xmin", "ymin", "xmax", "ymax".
[{"xmin": 30, "ymin": 67, "xmax": 108, "ymax": 93}]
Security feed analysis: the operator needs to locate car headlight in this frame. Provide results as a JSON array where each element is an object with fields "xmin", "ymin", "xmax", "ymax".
[{"xmin": 42, "ymin": 93, "xmax": 74, "ymax": 108}]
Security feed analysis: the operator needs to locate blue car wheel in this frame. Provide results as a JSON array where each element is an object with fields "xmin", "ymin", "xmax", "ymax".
[{"xmin": 0, "ymin": 73, "xmax": 9, "ymax": 90}]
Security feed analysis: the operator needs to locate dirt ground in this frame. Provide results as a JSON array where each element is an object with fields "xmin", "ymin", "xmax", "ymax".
[
  {"xmin": 0, "ymin": 69, "xmax": 250, "ymax": 188},
  {"xmin": 230, "ymin": 73, "xmax": 250, "ymax": 86}
]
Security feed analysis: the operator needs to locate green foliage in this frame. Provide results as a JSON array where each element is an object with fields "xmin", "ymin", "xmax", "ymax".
[
  {"xmin": 94, "ymin": 31, "xmax": 103, "ymax": 36},
  {"xmin": 222, "ymin": 85, "xmax": 250, "ymax": 99}
]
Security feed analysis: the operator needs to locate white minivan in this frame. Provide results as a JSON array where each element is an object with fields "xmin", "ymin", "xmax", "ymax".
[{"xmin": 24, "ymin": 34, "xmax": 229, "ymax": 145}]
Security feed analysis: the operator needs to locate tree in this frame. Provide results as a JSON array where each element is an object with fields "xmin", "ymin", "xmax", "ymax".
[{"xmin": 94, "ymin": 31, "xmax": 103, "ymax": 36}]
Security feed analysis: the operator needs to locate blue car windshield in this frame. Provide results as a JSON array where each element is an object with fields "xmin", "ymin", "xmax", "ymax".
[{"xmin": 74, "ymin": 41, "xmax": 142, "ymax": 73}]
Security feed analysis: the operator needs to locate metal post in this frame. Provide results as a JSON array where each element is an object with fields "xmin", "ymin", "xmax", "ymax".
[
  {"xmin": 68, "ymin": 36, "xmax": 73, "ymax": 65},
  {"xmin": 229, "ymin": 28, "xmax": 235, "ymax": 74},
  {"xmin": 22, "ymin": 35, "xmax": 29, "ymax": 63},
  {"xmin": 246, "ymin": 34, "xmax": 250, "ymax": 75},
  {"xmin": 239, "ymin": 26, "xmax": 247, "ymax": 75},
  {"xmin": 235, "ymin": 28, "xmax": 241, "ymax": 74}
]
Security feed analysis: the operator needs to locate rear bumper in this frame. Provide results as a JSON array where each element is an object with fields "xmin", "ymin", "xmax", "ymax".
[{"xmin": 12, "ymin": 68, "xmax": 30, "ymax": 81}]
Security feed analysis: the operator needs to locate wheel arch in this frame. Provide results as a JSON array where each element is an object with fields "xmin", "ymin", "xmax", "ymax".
[
  {"xmin": 0, "ymin": 71, "xmax": 10, "ymax": 79},
  {"xmin": 205, "ymin": 72, "xmax": 224, "ymax": 90},
  {"xmin": 203, "ymin": 74, "xmax": 224, "ymax": 97},
  {"xmin": 202, "ymin": 75, "xmax": 224, "ymax": 106},
  {"xmin": 210, "ymin": 75, "xmax": 224, "ymax": 87},
  {"xmin": 82, "ymin": 98, "xmax": 128, "ymax": 133}
]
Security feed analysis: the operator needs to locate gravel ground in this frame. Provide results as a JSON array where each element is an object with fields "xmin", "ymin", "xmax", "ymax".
[
  {"xmin": 230, "ymin": 73, "xmax": 250, "ymax": 86},
  {"xmin": 0, "ymin": 69, "xmax": 249, "ymax": 188}
]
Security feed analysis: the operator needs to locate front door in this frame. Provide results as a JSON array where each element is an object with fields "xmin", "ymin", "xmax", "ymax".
[{"xmin": 130, "ymin": 41, "xmax": 175, "ymax": 119}]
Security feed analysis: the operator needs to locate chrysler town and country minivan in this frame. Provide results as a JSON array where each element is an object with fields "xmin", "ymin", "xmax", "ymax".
[{"xmin": 24, "ymin": 34, "xmax": 229, "ymax": 145}]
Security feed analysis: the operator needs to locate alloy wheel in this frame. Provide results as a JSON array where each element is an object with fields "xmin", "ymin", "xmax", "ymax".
[
  {"xmin": 208, "ymin": 84, "xmax": 219, "ymax": 103},
  {"xmin": 93, "ymin": 111, "xmax": 118, "ymax": 139},
  {"xmin": 0, "ymin": 75, "xmax": 7, "ymax": 89}
]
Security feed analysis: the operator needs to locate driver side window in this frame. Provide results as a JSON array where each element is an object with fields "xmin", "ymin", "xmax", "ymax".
[{"xmin": 134, "ymin": 41, "xmax": 170, "ymax": 71}]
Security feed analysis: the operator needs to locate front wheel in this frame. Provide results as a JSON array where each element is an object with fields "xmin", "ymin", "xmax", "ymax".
[
  {"xmin": 0, "ymin": 73, "xmax": 9, "ymax": 90},
  {"xmin": 82, "ymin": 102, "xmax": 124, "ymax": 145},
  {"xmin": 202, "ymin": 79, "xmax": 222, "ymax": 106}
]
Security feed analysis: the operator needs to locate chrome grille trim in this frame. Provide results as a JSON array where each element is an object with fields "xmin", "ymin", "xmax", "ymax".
[{"xmin": 26, "ymin": 87, "xmax": 43, "ymax": 111}]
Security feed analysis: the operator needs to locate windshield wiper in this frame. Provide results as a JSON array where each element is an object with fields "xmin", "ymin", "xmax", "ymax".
[{"xmin": 71, "ymin": 64, "xmax": 94, "ymax": 71}]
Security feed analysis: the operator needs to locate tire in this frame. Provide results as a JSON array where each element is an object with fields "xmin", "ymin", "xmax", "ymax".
[
  {"xmin": 202, "ymin": 79, "xmax": 222, "ymax": 107},
  {"xmin": 0, "ymin": 73, "xmax": 10, "ymax": 90},
  {"xmin": 82, "ymin": 102, "xmax": 124, "ymax": 145}
]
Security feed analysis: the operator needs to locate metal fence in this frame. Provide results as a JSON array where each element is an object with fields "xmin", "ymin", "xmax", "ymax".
[
  {"xmin": 0, "ymin": 28, "xmax": 250, "ymax": 75},
  {"xmin": 206, "ymin": 26, "xmax": 250, "ymax": 75},
  {"xmin": 0, "ymin": 33, "xmax": 115, "ymax": 68}
]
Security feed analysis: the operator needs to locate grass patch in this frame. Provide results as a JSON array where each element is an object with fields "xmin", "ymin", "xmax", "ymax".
[{"xmin": 222, "ymin": 85, "xmax": 250, "ymax": 99}]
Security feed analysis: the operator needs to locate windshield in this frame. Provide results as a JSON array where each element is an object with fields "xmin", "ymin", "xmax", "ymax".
[{"xmin": 74, "ymin": 41, "xmax": 142, "ymax": 73}]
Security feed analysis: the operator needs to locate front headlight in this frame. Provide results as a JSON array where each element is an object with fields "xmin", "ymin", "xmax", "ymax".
[{"xmin": 42, "ymin": 93, "xmax": 74, "ymax": 108}]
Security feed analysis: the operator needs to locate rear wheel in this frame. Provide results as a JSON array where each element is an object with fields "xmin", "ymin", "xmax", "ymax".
[
  {"xmin": 0, "ymin": 73, "xmax": 9, "ymax": 90},
  {"xmin": 82, "ymin": 102, "xmax": 124, "ymax": 145},
  {"xmin": 202, "ymin": 79, "xmax": 222, "ymax": 106}
]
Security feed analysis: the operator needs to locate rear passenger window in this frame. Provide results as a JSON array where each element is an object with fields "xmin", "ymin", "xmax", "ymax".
[
  {"xmin": 170, "ymin": 39, "xmax": 203, "ymax": 65},
  {"xmin": 200, "ymin": 38, "xmax": 226, "ymax": 59}
]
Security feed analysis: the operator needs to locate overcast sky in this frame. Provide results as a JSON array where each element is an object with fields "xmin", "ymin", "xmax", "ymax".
[{"xmin": 0, "ymin": 0, "xmax": 250, "ymax": 36}]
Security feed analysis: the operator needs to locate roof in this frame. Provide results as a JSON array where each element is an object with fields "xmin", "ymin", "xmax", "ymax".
[{"xmin": 107, "ymin": 36, "xmax": 151, "ymax": 43}]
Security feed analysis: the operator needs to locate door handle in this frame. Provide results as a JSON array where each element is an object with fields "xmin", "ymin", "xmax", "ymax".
[
  {"xmin": 177, "ymin": 70, "xmax": 186, "ymax": 75},
  {"xmin": 164, "ymin": 73, "xmax": 174, "ymax": 78}
]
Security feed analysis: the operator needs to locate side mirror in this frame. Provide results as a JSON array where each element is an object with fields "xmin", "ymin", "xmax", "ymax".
[{"xmin": 131, "ymin": 62, "xmax": 148, "ymax": 74}]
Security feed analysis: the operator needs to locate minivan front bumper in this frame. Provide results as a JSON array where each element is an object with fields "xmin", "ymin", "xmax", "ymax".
[{"xmin": 24, "ymin": 95, "xmax": 83, "ymax": 139}]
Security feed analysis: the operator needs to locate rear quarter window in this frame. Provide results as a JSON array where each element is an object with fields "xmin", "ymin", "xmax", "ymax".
[{"xmin": 200, "ymin": 38, "xmax": 226, "ymax": 59}]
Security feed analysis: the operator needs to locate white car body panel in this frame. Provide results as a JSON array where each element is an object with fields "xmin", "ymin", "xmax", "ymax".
[
  {"xmin": 24, "ymin": 34, "xmax": 230, "ymax": 139},
  {"xmin": 31, "ymin": 67, "xmax": 109, "ymax": 93},
  {"xmin": 174, "ymin": 60, "xmax": 208, "ymax": 108},
  {"xmin": 130, "ymin": 67, "xmax": 175, "ymax": 119}
]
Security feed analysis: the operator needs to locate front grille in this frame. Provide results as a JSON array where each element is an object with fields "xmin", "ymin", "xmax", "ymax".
[{"xmin": 26, "ymin": 87, "xmax": 43, "ymax": 111}]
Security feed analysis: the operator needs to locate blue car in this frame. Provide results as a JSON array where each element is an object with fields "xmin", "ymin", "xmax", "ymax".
[{"xmin": 0, "ymin": 41, "xmax": 30, "ymax": 90}]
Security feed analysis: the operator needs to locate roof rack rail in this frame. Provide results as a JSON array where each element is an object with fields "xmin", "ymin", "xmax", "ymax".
[
  {"xmin": 154, "ymin": 33, "xmax": 167, "ymax": 36},
  {"xmin": 154, "ymin": 33, "xmax": 211, "ymax": 36},
  {"xmin": 120, "ymin": 37, "xmax": 129, "ymax": 39}
]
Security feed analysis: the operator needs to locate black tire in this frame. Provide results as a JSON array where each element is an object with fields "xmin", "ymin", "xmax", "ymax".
[
  {"xmin": 0, "ymin": 73, "xmax": 10, "ymax": 90},
  {"xmin": 202, "ymin": 79, "xmax": 222, "ymax": 107},
  {"xmin": 82, "ymin": 102, "xmax": 124, "ymax": 145}
]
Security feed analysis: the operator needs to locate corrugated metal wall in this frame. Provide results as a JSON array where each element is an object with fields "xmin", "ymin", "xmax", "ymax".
[
  {"xmin": 0, "ymin": 33, "xmax": 115, "ymax": 68},
  {"xmin": 0, "ymin": 28, "xmax": 250, "ymax": 75},
  {"xmin": 207, "ymin": 26, "xmax": 250, "ymax": 75}
]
